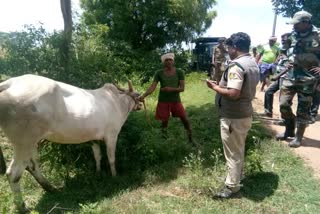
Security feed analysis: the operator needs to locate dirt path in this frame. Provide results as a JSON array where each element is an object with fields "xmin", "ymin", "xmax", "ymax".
[{"xmin": 253, "ymin": 88, "xmax": 320, "ymax": 179}]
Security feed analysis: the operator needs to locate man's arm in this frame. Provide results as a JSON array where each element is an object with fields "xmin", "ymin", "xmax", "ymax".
[
  {"xmin": 160, "ymin": 80, "xmax": 185, "ymax": 93},
  {"xmin": 256, "ymin": 53, "xmax": 262, "ymax": 64},
  {"xmin": 271, "ymin": 63, "xmax": 293, "ymax": 81},
  {"xmin": 138, "ymin": 82, "xmax": 158, "ymax": 101},
  {"xmin": 206, "ymin": 80, "xmax": 241, "ymax": 99}
]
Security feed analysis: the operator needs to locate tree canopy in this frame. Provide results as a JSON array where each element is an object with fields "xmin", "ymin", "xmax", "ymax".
[
  {"xmin": 272, "ymin": 0, "xmax": 320, "ymax": 27},
  {"xmin": 80, "ymin": 0, "xmax": 217, "ymax": 50}
]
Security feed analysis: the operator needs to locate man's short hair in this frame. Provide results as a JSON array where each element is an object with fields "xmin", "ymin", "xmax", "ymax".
[{"xmin": 225, "ymin": 32, "xmax": 251, "ymax": 52}]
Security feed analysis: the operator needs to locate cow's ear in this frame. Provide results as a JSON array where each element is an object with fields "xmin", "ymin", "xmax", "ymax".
[{"xmin": 128, "ymin": 80, "xmax": 133, "ymax": 92}]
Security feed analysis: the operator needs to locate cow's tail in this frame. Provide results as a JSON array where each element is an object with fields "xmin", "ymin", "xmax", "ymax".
[{"xmin": 0, "ymin": 147, "xmax": 6, "ymax": 175}]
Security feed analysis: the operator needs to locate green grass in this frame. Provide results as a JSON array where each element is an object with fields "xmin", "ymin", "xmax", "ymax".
[{"xmin": 0, "ymin": 72, "xmax": 320, "ymax": 213}]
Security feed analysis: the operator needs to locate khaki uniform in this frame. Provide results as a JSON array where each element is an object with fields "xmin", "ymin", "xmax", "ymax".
[
  {"xmin": 213, "ymin": 44, "xmax": 228, "ymax": 83},
  {"xmin": 216, "ymin": 54, "xmax": 259, "ymax": 188}
]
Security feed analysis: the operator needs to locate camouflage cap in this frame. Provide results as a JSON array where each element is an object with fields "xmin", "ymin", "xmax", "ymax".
[{"xmin": 287, "ymin": 11, "xmax": 312, "ymax": 24}]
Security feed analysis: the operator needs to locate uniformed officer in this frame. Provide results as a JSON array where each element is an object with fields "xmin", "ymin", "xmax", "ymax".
[
  {"xmin": 212, "ymin": 37, "xmax": 228, "ymax": 84},
  {"xmin": 206, "ymin": 32, "xmax": 259, "ymax": 198},
  {"xmin": 276, "ymin": 11, "xmax": 320, "ymax": 147}
]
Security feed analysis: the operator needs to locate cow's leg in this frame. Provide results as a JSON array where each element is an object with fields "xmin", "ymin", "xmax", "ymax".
[
  {"xmin": 104, "ymin": 133, "xmax": 119, "ymax": 176},
  {"xmin": 91, "ymin": 143, "xmax": 102, "ymax": 173},
  {"xmin": 6, "ymin": 155, "xmax": 28, "ymax": 213},
  {"xmin": 26, "ymin": 148, "xmax": 56, "ymax": 192},
  {"xmin": 0, "ymin": 147, "xmax": 6, "ymax": 175}
]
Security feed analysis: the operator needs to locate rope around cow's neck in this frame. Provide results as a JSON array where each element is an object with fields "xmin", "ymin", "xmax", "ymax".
[{"xmin": 142, "ymin": 100, "xmax": 153, "ymax": 128}]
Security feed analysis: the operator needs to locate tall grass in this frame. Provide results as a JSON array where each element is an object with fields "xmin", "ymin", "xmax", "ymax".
[{"xmin": 0, "ymin": 72, "xmax": 319, "ymax": 213}]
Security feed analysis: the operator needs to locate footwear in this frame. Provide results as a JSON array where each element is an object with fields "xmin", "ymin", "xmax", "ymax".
[
  {"xmin": 289, "ymin": 124, "xmax": 306, "ymax": 148},
  {"xmin": 275, "ymin": 119, "xmax": 295, "ymax": 140},
  {"xmin": 276, "ymin": 132, "xmax": 291, "ymax": 140},
  {"xmin": 213, "ymin": 185, "xmax": 240, "ymax": 199}
]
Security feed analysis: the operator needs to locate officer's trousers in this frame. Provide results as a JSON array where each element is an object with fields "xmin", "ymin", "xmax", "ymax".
[{"xmin": 220, "ymin": 117, "xmax": 252, "ymax": 188}]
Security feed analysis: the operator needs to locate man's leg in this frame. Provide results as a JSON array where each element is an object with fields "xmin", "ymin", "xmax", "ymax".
[
  {"xmin": 161, "ymin": 120, "xmax": 168, "ymax": 128},
  {"xmin": 289, "ymin": 90, "xmax": 313, "ymax": 147},
  {"xmin": 180, "ymin": 117, "xmax": 193, "ymax": 143},
  {"xmin": 215, "ymin": 117, "xmax": 252, "ymax": 198},
  {"xmin": 161, "ymin": 120, "xmax": 169, "ymax": 139},
  {"xmin": 310, "ymin": 89, "xmax": 320, "ymax": 122},
  {"xmin": 276, "ymin": 83, "xmax": 296, "ymax": 140},
  {"xmin": 264, "ymin": 80, "xmax": 280, "ymax": 116},
  {"xmin": 171, "ymin": 102, "xmax": 193, "ymax": 143},
  {"xmin": 156, "ymin": 102, "xmax": 170, "ymax": 139}
]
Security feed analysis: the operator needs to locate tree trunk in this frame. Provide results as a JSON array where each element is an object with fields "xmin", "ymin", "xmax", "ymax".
[{"xmin": 60, "ymin": 0, "xmax": 72, "ymax": 73}]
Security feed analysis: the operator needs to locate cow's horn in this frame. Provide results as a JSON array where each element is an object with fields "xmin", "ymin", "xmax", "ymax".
[{"xmin": 128, "ymin": 80, "xmax": 133, "ymax": 92}]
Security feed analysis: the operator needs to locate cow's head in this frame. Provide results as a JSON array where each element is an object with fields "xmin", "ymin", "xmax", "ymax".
[{"xmin": 113, "ymin": 80, "xmax": 143, "ymax": 111}]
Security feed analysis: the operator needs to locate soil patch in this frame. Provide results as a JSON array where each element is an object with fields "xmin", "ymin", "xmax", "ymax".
[{"xmin": 253, "ymin": 88, "xmax": 320, "ymax": 179}]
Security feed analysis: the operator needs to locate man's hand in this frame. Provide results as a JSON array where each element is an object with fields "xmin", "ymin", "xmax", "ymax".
[
  {"xmin": 309, "ymin": 66, "xmax": 320, "ymax": 75},
  {"xmin": 206, "ymin": 79, "xmax": 218, "ymax": 90},
  {"xmin": 160, "ymin": 87, "xmax": 172, "ymax": 92},
  {"xmin": 137, "ymin": 96, "xmax": 145, "ymax": 102}
]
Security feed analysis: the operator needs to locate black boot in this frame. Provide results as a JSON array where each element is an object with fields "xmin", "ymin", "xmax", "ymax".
[
  {"xmin": 289, "ymin": 124, "xmax": 306, "ymax": 148},
  {"xmin": 276, "ymin": 119, "xmax": 295, "ymax": 140}
]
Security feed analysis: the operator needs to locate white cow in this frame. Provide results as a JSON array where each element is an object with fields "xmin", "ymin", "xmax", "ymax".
[{"xmin": 0, "ymin": 74, "xmax": 142, "ymax": 212}]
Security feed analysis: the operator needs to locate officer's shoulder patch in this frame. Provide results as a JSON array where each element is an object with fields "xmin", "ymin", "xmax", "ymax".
[{"xmin": 228, "ymin": 72, "xmax": 237, "ymax": 80}]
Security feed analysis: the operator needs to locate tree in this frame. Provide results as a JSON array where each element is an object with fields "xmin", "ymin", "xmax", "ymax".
[
  {"xmin": 272, "ymin": 0, "xmax": 320, "ymax": 26},
  {"xmin": 80, "ymin": 0, "xmax": 217, "ymax": 50},
  {"xmin": 60, "ymin": 0, "xmax": 72, "ymax": 72}
]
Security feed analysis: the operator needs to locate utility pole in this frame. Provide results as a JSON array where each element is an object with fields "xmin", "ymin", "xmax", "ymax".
[{"xmin": 272, "ymin": 9, "xmax": 277, "ymax": 36}]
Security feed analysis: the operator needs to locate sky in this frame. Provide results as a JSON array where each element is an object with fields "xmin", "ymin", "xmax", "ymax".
[
  {"xmin": 0, "ymin": 0, "xmax": 80, "ymax": 32},
  {"xmin": 0, "ymin": 0, "xmax": 293, "ymax": 46},
  {"xmin": 204, "ymin": 0, "xmax": 293, "ymax": 46}
]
